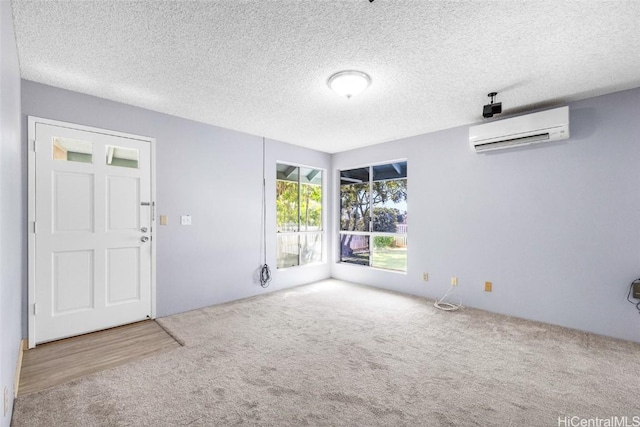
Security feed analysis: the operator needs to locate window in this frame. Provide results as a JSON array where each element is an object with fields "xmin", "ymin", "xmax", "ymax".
[
  {"xmin": 106, "ymin": 145, "xmax": 139, "ymax": 169},
  {"xmin": 53, "ymin": 137, "xmax": 93, "ymax": 164},
  {"xmin": 339, "ymin": 161, "xmax": 407, "ymax": 271},
  {"xmin": 276, "ymin": 164, "xmax": 323, "ymax": 269}
]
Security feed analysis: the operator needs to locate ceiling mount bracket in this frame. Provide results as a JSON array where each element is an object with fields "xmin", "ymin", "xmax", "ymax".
[{"xmin": 483, "ymin": 91, "xmax": 502, "ymax": 118}]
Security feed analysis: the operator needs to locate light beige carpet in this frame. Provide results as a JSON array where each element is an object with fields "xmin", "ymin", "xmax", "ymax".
[{"xmin": 12, "ymin": 279, "xmax": 640, "ymax": 426}]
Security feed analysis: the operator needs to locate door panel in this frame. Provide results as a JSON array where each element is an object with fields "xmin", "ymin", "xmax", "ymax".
[
  {"xmin": 52, "ymin": 250, "xmax": 94, "ymax": 313},
  {"xmin": 32, "ymin": 121, "xmax": 153, "ymax": 345},
  {"xmin": 106, "ymin": 176, "xmax": 139, "ymax": 231},
  {"xmin": 53, "ymin": 172, "xmax": 94, "ymax": 233},
  {"xmin": 106, "ymin": 247, "xmax": 140, "ymax": 304}
]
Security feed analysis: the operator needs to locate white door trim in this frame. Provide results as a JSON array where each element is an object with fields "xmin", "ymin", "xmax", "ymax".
[{"xmin": 27, "ymin": 116, "xmax": 157, "ymax": 348}]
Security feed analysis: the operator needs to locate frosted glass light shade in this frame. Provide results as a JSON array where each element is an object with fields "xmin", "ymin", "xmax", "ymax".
[{"xmin": 327, "ymin": 70, "xmax": 371, "ymax": 99}]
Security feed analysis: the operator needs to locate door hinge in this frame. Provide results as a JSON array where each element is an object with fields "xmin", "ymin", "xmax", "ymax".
[
  {"xmin": 33, "ymin": 221, "xmax": 37, "ymax": 234},
  {"xmin": 33, "ymin": 303, "xmax": 38, "ymax": 315},
  {"xmin": 32, "ymin": 139, "xmax": 37, "ymax": 152}
]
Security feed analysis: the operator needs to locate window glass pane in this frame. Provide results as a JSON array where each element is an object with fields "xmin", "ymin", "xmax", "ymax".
[
  {"xmin": 276, "ymin": 164, "xmax": 300, "ymax": 182},
  {"xmin": 300, "ymin": 168, "xmax": 322, "ymax": 231},
  {"xmin": 340, "ymin": 167, "xmax": 370, "ymax": 231},
  {"xmin": 372, "ymin": 236, "xmax": 407, "ymax": 271},
  {"xmin": 340, "ymin": 234, "xmax": 370, "ymax": 266},
  {"xmin": 277, "ymin": 234, "xmax": 299, "ymax": 269},
  {"xmin": 53, "ymin": 137, "xmax": 93, "ymax": 164},
  {"xmin": 276, "ymin": 176, "xmax": 299, "ymax": 232},
  {"xmin": 106, "ymin": 145, "xmax": 139, "ymax": 169},
  {"xmin": 276, "ymin": 163, "xmax": 324, "ymax": 269},
  {"xmin": 339, "ymin": 162, "xmax": 407, "ymax": 272},
  {"xmin": 372, "ymin": 162, "xmax": 407, "ymax": 180},
  {"xmin": 301, "ymin": 233, "xmax": 322, "ymax": 265},
  {"xmin": 372, "ymin": 162, "xmax": 407, "ymax": 233}
]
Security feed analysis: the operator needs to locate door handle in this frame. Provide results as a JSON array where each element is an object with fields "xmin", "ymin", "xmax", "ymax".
[{"xmin": 141, "ymin": 236, "xmax": 149, "ymax": 243}]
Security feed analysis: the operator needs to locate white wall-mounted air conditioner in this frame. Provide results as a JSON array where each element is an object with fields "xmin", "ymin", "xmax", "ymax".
[{"xmin": 469, "ymin": 106, "xmax": 569, "ymax": 153}]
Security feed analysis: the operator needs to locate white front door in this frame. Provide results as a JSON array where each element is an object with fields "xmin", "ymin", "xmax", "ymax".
[{"xmin": 28, "ymin": 118, "xmax": 155, "ymax": 347}]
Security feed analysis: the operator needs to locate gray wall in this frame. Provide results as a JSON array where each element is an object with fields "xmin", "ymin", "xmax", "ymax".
[
  {"xmin": 332, "ymin": 88, "xmax": 640, "ymax": 343},
  {"xmin": 0, "ymin": 0, "xmax": 23, "ymax": 424},
  {"xmin": 21, "ymin": 80, "xmax": 332, "ymax": 326},
  {"xmin": 16, "ymin": 57, "xmax": 640, "ymax": 358}
]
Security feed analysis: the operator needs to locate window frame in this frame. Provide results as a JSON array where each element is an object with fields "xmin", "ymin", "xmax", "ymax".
[
  {"xmin": 276, "ymin": 162, "xmax": 325, "ymax": 269},
  {"xmin": 338, "ymin": 160, "xmax": 407, "ymax": 272}
]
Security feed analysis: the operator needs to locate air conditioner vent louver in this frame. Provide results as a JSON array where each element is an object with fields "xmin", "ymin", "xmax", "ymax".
[{"xmin": 469, "ymin": 107, "xmax": 569, "ymax": 153}]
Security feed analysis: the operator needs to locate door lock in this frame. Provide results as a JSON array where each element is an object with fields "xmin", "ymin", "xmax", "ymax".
[{"xmin": 140, "ymin": 227, "xmax": 148, "ymax": 233}]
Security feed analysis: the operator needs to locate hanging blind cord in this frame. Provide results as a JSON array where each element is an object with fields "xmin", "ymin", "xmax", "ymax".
[{"xmin": 260, "ymin": 137, "xmax": 272, "ymax": 288}]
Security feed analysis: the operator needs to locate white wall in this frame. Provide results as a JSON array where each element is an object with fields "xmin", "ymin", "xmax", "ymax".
[
  {"xmin": 21, "ymin": 80, "xmax": 332, "ymax": 325},
  {"xmin": 332, "ymin": 88, "xmax": 640, "ymax": 343},
  {"xmin": 0, "ymin": 0, "xmax": 24, "ymax": 424}
]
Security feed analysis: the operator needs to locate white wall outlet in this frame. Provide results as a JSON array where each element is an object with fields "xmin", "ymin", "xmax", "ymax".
[
  {"xmin": 422, "ymin": 273, "xmax": 428, "ymax": 281},
  {"xmin": 451, "ymin": 276, "xmax": 458, "ymax": 286},
  {"xmin": 180, "ymin": 215, "xmax": 192, "ymax": 226}
]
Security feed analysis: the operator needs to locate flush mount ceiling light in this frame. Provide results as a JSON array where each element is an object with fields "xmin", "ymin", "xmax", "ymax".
[{"xmin": 327, "ymin": 70, "xmax": 371, "ymax": 99}]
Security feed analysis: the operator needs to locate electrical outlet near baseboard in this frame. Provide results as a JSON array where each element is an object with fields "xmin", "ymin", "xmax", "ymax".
[
  {"xmin": 451, "ymin": 276, "xmax": 458, "ymax": 286},
  {"xmin": 633, "ymin": 281, "xmax": 640, "ymax": 299},
  {"xmin": 485, "ymin": 281, "xmax": 493, "ymax": 292},
  {"xmin": 422, "ymin": 273, "xmax": 428, "ymax": 282}
]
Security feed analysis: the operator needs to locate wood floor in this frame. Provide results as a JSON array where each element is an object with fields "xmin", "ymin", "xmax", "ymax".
[{"xmin": 18, "ymin": 320, "xmax": 181, "ymax": 396}]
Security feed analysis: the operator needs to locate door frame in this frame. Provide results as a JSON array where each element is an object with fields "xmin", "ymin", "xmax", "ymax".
[{"xmin": 27, "ymin": 116, "xmax": 157, "ymax": 348}]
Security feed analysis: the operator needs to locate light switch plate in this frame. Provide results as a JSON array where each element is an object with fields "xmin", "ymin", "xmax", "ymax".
[
  {"xmin": 180, "ymin": 215, "xmax": 192, "ymax": 226},
  {"xmin": 159, "ymin": 215, "xmax": 168, "ymax": 225}
]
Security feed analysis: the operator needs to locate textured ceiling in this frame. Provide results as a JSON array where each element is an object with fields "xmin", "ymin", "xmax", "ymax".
[{"xmin": 11, "ymin": 1, "xmax": 640, "ymax": 153}]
